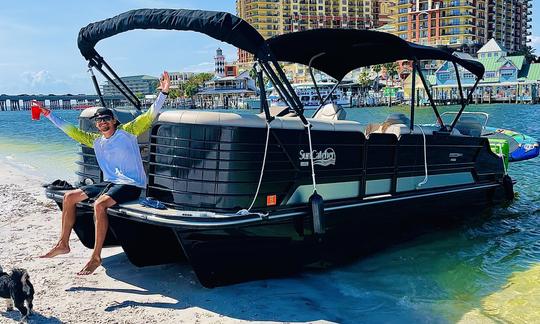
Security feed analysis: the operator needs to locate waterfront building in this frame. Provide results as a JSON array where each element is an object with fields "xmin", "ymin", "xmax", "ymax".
[
  {"xmin": 236, "ymin": 0, "xmax": 395, "ymax": 64},
  {"xmin": 102, "ymin": 75, "xmax": 159, "ymax": 96},
  {"xmin": 169, "ymin": 72, "xmax": 195, "ymax": 90},
  {"xmin": 392, "ymin": 0, "xmax": 532, "ymax": 53},
  {"xmin": 195, "ymin": 71, "xmax": 257, "ymax": 108},
  {"xmin": 214, "ymin": 48, "xmax": 240, "ymax": 79},
  {"xmin": 409, "ymin": 39, "xmax": 540, "ymax": 103}
]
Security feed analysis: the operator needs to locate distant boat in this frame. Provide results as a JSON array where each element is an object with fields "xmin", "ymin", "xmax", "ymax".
[{"xmin": 269, "ymin": 82, "xmax": 350, "ymax": 109}]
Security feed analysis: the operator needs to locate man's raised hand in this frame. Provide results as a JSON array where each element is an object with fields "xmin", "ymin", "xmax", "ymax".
[{"xmin": 159, "ymin": 71, "xmax": 170, "ymax": 93}]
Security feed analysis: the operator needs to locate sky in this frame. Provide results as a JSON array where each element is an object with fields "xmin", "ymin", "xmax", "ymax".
[{"xmin": 0, "ymin": 0, "xmax": 538, "ymax": 95}]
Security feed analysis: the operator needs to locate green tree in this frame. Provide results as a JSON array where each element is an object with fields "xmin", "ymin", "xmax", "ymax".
[
  {"xmin": 168, "ymin": 88, "xmax": 181, "ymax": 100},
  {"xmin": 382, "ymin": 62, "xmax": 399, "ymax": 87},
  {"xmin": 192, "ymin": 72, "xmax": 213, "ymax": 85},
  {"xmin": 511, "ymin": 45, "xmax": 537, "ymax": 63},
  {"xmin": 183, "ymin": 82, "xmax": 199, "ymax": 108},
  {"xmin": 357, "ymin": 70, "xmax": 370, "ymax": 96},
  {"xmin": 372, "ymin": 64, "xmax": 382, "ymax": 92}
]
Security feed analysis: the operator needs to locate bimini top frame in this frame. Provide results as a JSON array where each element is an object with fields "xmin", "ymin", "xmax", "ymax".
[
  {"xmin": 265, "ymin": 29, "xmax": 485, "ymax": 131},
  {"xmin": 77, "ymin": 9, "xmax": 484, "ymax": 129},
  {"xmin": 77, "ymin": 8, "xmax": 267, "ymax": 111}
]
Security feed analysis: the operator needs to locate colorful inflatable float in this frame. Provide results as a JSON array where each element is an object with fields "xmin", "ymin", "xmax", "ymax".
[
  {"xmin": 441, "ymin": 112, "xmax": 539, "ymax": 165},
  {"xmin": 484, "ymin": 127, "xmax": 540, "ymax": 162}
]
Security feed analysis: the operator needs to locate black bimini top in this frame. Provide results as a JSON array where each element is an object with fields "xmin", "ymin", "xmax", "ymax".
[
  {"xmin": 78, "ymin": 8, "xmax": 265, "ymax": 60},
  {"xmin": 77, "ymin": 9, "xmax": 483, "ymax": 81},
  {"xmin": 265, "ymin": 29, "xmax": 485, "ymax": 81}
]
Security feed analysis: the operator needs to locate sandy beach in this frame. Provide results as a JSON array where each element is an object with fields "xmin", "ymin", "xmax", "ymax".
[{"xmin": 0, "ymin": 162, "xmax": 339, "ymax": 324}]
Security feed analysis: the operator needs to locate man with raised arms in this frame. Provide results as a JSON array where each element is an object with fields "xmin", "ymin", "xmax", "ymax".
[{"xmin": 38, "ymin": 71, "xmax": 170, "ymax": 275}]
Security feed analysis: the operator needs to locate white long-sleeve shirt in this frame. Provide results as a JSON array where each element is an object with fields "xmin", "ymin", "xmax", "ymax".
[{"xmin": 46, "ymin": 92, "xmax": 167, "ymax": 187}]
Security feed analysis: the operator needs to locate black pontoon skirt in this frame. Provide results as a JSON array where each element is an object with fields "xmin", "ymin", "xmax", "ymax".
[{"xmin": 47, "ymin": 183, "xmax": 505, "ymax": 287}]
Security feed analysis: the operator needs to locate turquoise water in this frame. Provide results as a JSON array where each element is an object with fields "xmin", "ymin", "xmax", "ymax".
[
  {"xmin": 0, "ymin": 110, "xmax": 80, "ymax": 182},
  {"xmin": 0, "ymin": 105, "xmax": 539, "ymax": 322}
]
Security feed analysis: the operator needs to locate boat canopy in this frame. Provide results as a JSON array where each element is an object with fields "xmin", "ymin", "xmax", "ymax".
[
  {"xmin": 76, "ymin": 8, "xmax": 483, "ymax": 125},
  {"xmin": 77, "ymin": 8, "xmax": 265, "ymax": 60},
  {"xmin": 265, "ymin": 29, "xmax": 485, "ymax": 81}
]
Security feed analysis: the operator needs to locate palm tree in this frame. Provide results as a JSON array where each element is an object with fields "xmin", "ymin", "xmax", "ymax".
[
  {"xmin": 382, "ymin": 62, "xmax": 399, "ymax": 87},
  {"xmin": 372, "ymin": 64, "xmax": 382, "ymax": 92},
  {"xmin": 357, "ymin": 70, "xmax": 370, "ymax": 98},
  {"xmin": 512, "ymin": 45, "xmax": 537, "ymax": 63}
]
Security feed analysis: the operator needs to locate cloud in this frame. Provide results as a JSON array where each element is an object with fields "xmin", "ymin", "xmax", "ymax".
[
  {"xmin": 181, "ymin": 62, "xmax": 214, "ymax": 73},
  {"xmin": 22, "ymin": 70, "xmax": 53, "ymax": 86},
  {"xmin": 19, "ymin": 70, "xmax": 72, "ymax": 94}
]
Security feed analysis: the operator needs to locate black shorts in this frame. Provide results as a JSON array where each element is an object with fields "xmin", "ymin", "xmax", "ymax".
[{"xmin": 80, "ymin": 182, "xmax": 142, "ymax": 204}]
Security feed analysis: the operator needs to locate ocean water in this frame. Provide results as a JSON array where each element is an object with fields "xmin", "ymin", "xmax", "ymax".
[{"xmin": 0, "ymin": 105, "xmax": 539, "ymax": 322}]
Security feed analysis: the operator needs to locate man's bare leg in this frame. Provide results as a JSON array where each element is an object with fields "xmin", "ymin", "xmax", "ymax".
[
  {"xmin": 77, "ymin": 195, "xmax": 116, "ymax": 275},
  {"xmin": 40, "ymin": 189, "xmax": 88, "ymax": 258}
]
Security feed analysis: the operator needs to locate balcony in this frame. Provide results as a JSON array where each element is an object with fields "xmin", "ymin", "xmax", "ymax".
[
  {"xmin": 441, "ymin": 20, "xmax": 474, "ymax": 27},
  {"xmin": 442, "ymin": 1, "xmax": 475, "ymax": 8},
  {"xmin": 441, "ymin": 10, "xmax": 474, "ymax": 17},
  {"xmin": 441, "ymin": 29, "xmax": 474, "ymax": 36}
]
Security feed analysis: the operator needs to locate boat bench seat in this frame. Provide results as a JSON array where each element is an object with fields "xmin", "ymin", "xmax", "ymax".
[
  {"xmin": 369, "ymin": 123, "xmax": 463, "ymax": 138},
  {"xmin": 454, "ymin": 116, "xmax": 483, "ymax": 136},
  {"xmin": 312, "ymin": 103, "xmax": 347, "ymax": 120},
  {"xmin": 158, "ymin": 110, "xmax": 364, "ymax": 133}
]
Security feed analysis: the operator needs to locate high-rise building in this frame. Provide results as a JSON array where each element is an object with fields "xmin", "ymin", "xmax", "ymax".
[
  {"xmin": 236, "ymin": 0, "xmax": 393, "ymax": 63},
  {"xmin": 102, "ymin": 75, "xmax": 159, "ymax": 96},
  {"xmin": 393, "ymin": 0, "xmax": 531, "ymax": 53}
]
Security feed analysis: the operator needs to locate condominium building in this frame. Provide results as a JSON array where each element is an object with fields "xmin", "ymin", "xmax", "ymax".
[
  {"xmin": 102, "ymin": 75, "xmax": 159, "ymax": 96},
  {"xmin": 236, "ymin": 0, "xmax": 393, "ymax": 63},
  {"xmin": 393, "ymin": 0, "xmax": 532, "ymax": 52}
]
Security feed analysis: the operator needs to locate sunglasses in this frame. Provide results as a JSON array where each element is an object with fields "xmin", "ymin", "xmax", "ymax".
[{"xmin": 95, "ymin": 116, "xmax": 113, "ymax": 123}]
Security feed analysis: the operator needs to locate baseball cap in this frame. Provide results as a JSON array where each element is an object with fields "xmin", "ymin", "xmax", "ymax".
[{"xmin": 90, "ymin": 108, "xmax": 115, "ymax": 120}]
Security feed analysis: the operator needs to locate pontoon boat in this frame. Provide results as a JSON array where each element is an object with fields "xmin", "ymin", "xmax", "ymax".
[{"xmin": 46, "ymin": 9, "xmax": 515, "ymax": 287}]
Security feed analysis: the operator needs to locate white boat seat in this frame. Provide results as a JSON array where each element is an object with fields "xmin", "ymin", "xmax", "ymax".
[
  {"xmin": 374, "ymin": 123, "xmax": 462, "ymax": 137},
  {"xmin": 158, "ymin": 110, "xmax": 364, "ymax": 133},
  {"xmin": 312, "ymin": 103, "xmax": 347, "ymax": 120},
  {"xmin": 454, "ymin": 116, "xmax": 482, "ymax": 137},
  {"xmin": 257, "ymin": 105, "xmax": 296, "ymax": 117},
  {"xmin": 368, "ymin": 113, "xmax": 462, "ymax": 138}
]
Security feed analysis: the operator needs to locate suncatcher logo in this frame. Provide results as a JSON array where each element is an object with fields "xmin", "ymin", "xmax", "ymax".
[{"xmin": 299, "ymin": 148, "xmax": 336, "ymax": 167}]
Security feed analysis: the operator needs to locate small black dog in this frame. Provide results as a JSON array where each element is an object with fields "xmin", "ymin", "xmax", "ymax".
[{"xmin": 0, "ymin": 265, "xmax": 34, "ymax": 322}]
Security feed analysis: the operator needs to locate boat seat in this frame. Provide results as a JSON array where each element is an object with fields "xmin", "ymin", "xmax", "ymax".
[
  {"xmin": 377, "ymin": 124, "xmax": 462, "ymax": 137},
  {"xmin": 454, "ymin": 116, "xmax": 482, "ymax": 137},
  {"xmin": 369, "ymin": 113, "xmax": 462, "ymax": 138},
  {"xmin": 257, "ymin": 105, "xmax": 297, "ymax": 117},
  {"xmin": 158, "ymin": 110, "xmax": 363, "ymax": 132},
  {"xmin": 312, "ymin": 103, "xmax": 347, "ymax": 120}
]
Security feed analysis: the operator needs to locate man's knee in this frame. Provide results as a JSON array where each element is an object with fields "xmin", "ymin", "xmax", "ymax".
[
  {"xmin": 63, "ymin": 190, "xmax": 85, "ymax": 205},
  {"xmin": 93, "ymin": 196, "xmax": 115, "ymax": 214}
]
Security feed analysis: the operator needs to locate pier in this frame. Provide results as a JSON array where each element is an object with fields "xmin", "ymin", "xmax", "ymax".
[{"xmin": 0, "ymin": 94, "xmax": 125, "ymax": 111}]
